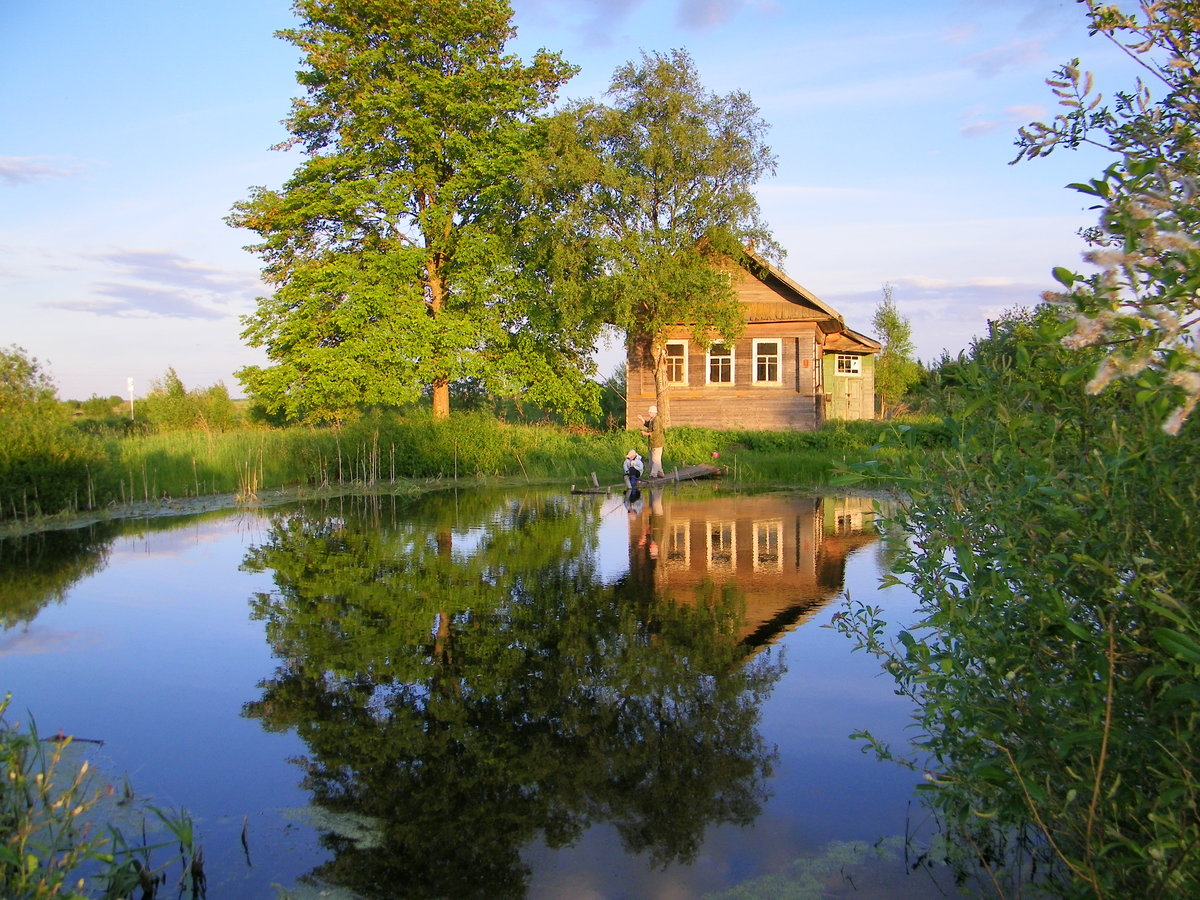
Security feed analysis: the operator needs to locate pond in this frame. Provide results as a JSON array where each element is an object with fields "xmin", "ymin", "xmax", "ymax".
[{"xmin": 0, "ymin": 485, "xmax": 949, "ymax": 899}]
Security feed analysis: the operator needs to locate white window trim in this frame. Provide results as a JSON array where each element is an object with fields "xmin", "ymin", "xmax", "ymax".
[
  {"xmin": 706, "ymin": 342, "xmax": 735, "ymax": 385},
  {"xmin": 834, "ymin": 353, "xmax": 861, "ymax": 376},
  {"xmin": 706, "ymin": 519, "xmax": 736, "ymax": 572},
  {"xmin": 664, "ymin": 340, "xmax": 689, "ymax": 386},
  {"xmin": 752, "ymin": 339, "xmax": 782, "ymax": 385},
  {"xmin": 665, "ymin": 520, "xmax": 691, "ymax": 570},
  {"xmin": 752, "ymin": 519, "xmax": 783, "ymax": 572}
]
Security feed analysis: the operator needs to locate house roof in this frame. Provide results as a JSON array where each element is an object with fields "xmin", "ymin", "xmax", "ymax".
[
  {"xmin": 726, "ymin": 249, "xmax": 850, "ymax": 335},
  {"xmin": 824, "ymin": 327, "xmax": 882, "ymax": 354},
  {"xmin": 740, "ymin": 249, "xmax": 845, "ymax": 323}
]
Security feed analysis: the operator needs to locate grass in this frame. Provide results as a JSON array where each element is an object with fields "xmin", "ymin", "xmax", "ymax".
[
  {"xmin": 0, "ymin": 695, "xmax": 201, "ymax": 899},
  {"xmin": 0, "ymin": 411, "xmax": 940, "ymax": 526}
]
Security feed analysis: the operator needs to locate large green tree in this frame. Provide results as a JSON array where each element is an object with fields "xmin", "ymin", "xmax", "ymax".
[
  {"xmin": 229, "ymin": 0, "xmax": 595, "ymax": 423},
  {"xmin": 540, "ymin": 50, "xmax": 778, "ymax": 424}
]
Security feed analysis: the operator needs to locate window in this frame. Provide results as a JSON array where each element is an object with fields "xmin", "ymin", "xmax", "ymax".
[
  {"xmin": 753, "ymin": 519, "xmax": 783, "ymax": 571},
  {"xmin": 835, "ymin": 354, "xmax": 861, "ymax": 375},
  {"xmin": 665, "ymin": 341, "xmax": 688, "ymax": 385},
  {"xmin": 665, "ymin": 520, "xmax": 691, "ymax": 569},
  {"xmin": 707, "ymin": 342, "xmax": 734, "ymax": 384},
  {"xmin": 706, "ymin": 520, "xmax": 736, "ymax": 572},
  {"xmin": 753, "ymin": 340, "xmax": 780, "ymax": 384}
]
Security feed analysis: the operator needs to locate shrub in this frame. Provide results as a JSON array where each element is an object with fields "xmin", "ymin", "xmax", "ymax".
[{"xmin": 836, "ymin": 306, "xmax": 1200, "ymax": 897}]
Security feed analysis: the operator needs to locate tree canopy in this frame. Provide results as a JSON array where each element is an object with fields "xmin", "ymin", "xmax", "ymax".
[
  {"xmin": 538, "ymin": 49, "xmax": 778, "ymax": 423},
  {"xmin": 0, "ymin": 345, "xmax": 57, "ymax": 414},
  {"xmin": 229, "ymin": 0, "xmax": 598, "ymax": 423}
]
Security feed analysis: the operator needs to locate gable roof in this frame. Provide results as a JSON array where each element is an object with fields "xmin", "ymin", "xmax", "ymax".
[{"xmin": 729, "ymin": 250, "xmax": 846, "ymax": 333}]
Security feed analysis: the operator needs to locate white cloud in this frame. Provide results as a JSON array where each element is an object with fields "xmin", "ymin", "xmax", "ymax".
[
  {"xmin": 963, "ymin": 39, "xmax": 1048, "ymax": 78},
  {"xmin": 0, "ymin": 156, "xmax": 89, "ymax": 186}
]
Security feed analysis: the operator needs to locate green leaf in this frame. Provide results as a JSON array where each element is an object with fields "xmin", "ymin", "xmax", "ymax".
[
  {"xmin": 1064, "ymin": 620, "xmax": 1094, "ymax": 641},
  {"xmin": 829, "ymin": 472, "xmax": 867, "ymax": 486},
  {"xmin": 1051, "ymin": 266, "xmax": 1077, "ymax": 287},
  {"xmin": 1153, "ymin": 628, "xmax": 1200, "ymax": 665}
]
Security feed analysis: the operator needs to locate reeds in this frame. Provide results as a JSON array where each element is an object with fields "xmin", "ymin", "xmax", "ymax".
[
  {"xmin": 1, "ymin": 411, "xmax": 935, "ymax": 523},
  {"xmin": 0, "ymin": 695, "xmax": 201, "ymax": 899}
]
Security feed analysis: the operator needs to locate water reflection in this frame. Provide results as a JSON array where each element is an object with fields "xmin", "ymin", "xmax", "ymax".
[
  {"xmin": 240, "ymin": 489, "xmax": 785, "ymax": 899},
  {"xmin": 626, "ymin": 489, "xmax": 877, "ymax": 646},
  {"xmin": 0, "ymin": 525, "xmax": 119, "ymax": 629}
]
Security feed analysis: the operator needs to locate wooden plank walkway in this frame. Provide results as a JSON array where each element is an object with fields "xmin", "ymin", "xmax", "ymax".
[{"xmin": 570, "ymin": 464, "xmax": 722, "ymax": 495}]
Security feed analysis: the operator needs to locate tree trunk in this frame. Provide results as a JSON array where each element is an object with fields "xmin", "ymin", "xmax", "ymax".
[
  {"xmin": 432, "ymin": 378, "xmax": 450, "ymax": 421},
  {"xmin": 650, "ymin": 337, "xmax": 671, "ymax": 427},
  {"xmin": 428, "ymin": 254, "xmax": 451, "ymax": 421}
]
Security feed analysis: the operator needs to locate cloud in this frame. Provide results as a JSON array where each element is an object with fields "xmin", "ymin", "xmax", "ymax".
[
  {"xmin": 0, "ymin": 627, "xmax": 91, "ymax": 657},
  {"xmin": 676, "ymin": 0, "xmax": 781, "ymax": 30},
  {"xmin": 963, "ymin": 39, "xmax": 1048, "ymax": 78},
  {"xmin": 91, "ymin": 283, "xmax": 230, "ymax": 320},
  {"xmin": 39, "ymin": 249, "xmax": 260, "ymax": 320},
  {"xmin": 826, "ymin": 274, "xmax": 1051, "ymax": 361},
  {"xmin": 99, "ymin": 250, "xmax": 252, "ymax": 294},
  {"xmin": 513, "ymin": 0, "xmax": 642, "ymax": 49},
  {"xmin": 960, "ymin": 102, "xmax": 1046, "ymax": 138},
  {"xmin": 0, "ymin": 156, "xmax": 88, "ymax": 186}
]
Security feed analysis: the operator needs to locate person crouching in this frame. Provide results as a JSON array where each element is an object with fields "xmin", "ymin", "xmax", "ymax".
[{"xmin": 624, "ymin": 450, "xmax": 644, "ymax": 487}]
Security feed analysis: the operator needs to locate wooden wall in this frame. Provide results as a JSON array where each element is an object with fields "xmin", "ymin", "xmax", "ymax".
[{"xmin": 625, "ymin": 321, "xmax": 827, "ymax": 431}]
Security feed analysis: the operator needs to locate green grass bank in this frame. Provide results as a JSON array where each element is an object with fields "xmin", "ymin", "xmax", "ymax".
[{"xmin": 0, "ymin": 411, "xmax": 940, "ymax": 527}]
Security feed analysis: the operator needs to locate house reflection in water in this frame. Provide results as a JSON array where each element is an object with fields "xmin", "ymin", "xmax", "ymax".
[{"xmin": 626, "ymin": 491, "xmax": 879, "ymax": 646}]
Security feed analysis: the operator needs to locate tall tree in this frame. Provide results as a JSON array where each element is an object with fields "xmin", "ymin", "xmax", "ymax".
[
  {"xmin": 228, "ymin": 0, "xmax": 590, "ymax": 423},
  {"xmin": 542, "ymin": 50, "xmax": 778, "ymax": 424},
  {"xmin": 871, "ymin": 283, "xmax": 920, "ymax": 418}
]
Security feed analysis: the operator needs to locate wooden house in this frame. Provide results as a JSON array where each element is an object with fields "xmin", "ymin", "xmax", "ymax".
[{"xmin": 625, "ymin": 254, "xmax": 881, "ymax": 430}]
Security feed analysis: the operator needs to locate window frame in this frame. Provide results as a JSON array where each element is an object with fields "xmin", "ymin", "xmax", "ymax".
[
  {"xmin": 706, "ymin": 342, "xmax": 735, "ymax": 385},
  {"xmin": 834, "ymin": 353, "xmax": 861, "ymax": 376},
  {"xmin": 664, "ymin": 340, "xmax": 688, "ymax": 386},
  {"xmin": 752, "ymin": 339, "xmax": 782, "ymax": 385},
  {"xmin": 706, "ymin": 519, "xmax": 736, "ymax": 572},
  {"xmin": 752, "ymin": 519, "xmax": 783, "ymax": 572}
]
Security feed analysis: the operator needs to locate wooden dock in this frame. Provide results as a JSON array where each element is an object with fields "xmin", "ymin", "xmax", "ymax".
[{"xmin": 570, "ymin": 464, "xmax": 722, "ymax": 495}]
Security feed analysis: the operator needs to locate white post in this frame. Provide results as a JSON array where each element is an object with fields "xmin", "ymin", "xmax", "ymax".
[{"xmin": 127, "ymin": 377, "xmax": 135, "ymax": 422}]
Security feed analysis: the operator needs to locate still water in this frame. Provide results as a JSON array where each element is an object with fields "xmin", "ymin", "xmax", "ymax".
[{"xmin": 0, "ymin": 486, "xmax": 945, "ymax": 899}]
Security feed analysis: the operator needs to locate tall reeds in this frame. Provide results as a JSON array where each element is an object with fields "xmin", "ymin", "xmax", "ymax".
[{"xmin": 0, "ymin": 411, "xmax": 931, "ymax": 524}]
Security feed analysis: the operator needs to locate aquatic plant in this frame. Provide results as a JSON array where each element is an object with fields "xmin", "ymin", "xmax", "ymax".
[{"xmin": 0, "ymin": 695, "xmax": 202, "ymax": 899}]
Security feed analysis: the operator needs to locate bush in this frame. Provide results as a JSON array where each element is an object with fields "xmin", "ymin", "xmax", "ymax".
[
  {"xmin": 837, "ymin": 306, "xmax": 1200, "ymax": 897},
  {"xmin": 139, "ymin": 369, "xmax": 242, "ymax": 433}
]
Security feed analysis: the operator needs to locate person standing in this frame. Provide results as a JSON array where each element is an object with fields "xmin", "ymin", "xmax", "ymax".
[{"xmin": 641, "ymin": 404, "xmax": 665, "ymax": 478}]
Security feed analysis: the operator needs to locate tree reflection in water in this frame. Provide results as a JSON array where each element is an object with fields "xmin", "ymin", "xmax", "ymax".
[
  {"xmin": 0, "ymin": 525, "xmax": 118, "ymax": 630},
  {"xmin": 241, "ymin": 489, "xmax": 782, "ymax": 899}
]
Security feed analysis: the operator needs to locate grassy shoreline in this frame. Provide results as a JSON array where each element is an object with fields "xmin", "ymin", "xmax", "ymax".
[{"xmin": 1, "ymin": 411, "xmax": 940, "ymax": 533}]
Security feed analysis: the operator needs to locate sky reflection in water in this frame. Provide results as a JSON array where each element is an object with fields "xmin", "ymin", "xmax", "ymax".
[{"xmin": 0, "ymin": 487, "xmax": 940, "ymax": 899}]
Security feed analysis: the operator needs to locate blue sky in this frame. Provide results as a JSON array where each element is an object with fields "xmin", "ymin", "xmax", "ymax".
[{"xmin": 2, "ymin": 0, "xmax": 1139, "ymax": 401}]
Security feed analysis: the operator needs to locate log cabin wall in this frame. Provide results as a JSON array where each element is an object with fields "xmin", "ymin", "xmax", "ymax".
[{"xmin": 625, "ymin": 321, "xmax": 827, "ymax": 431}]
